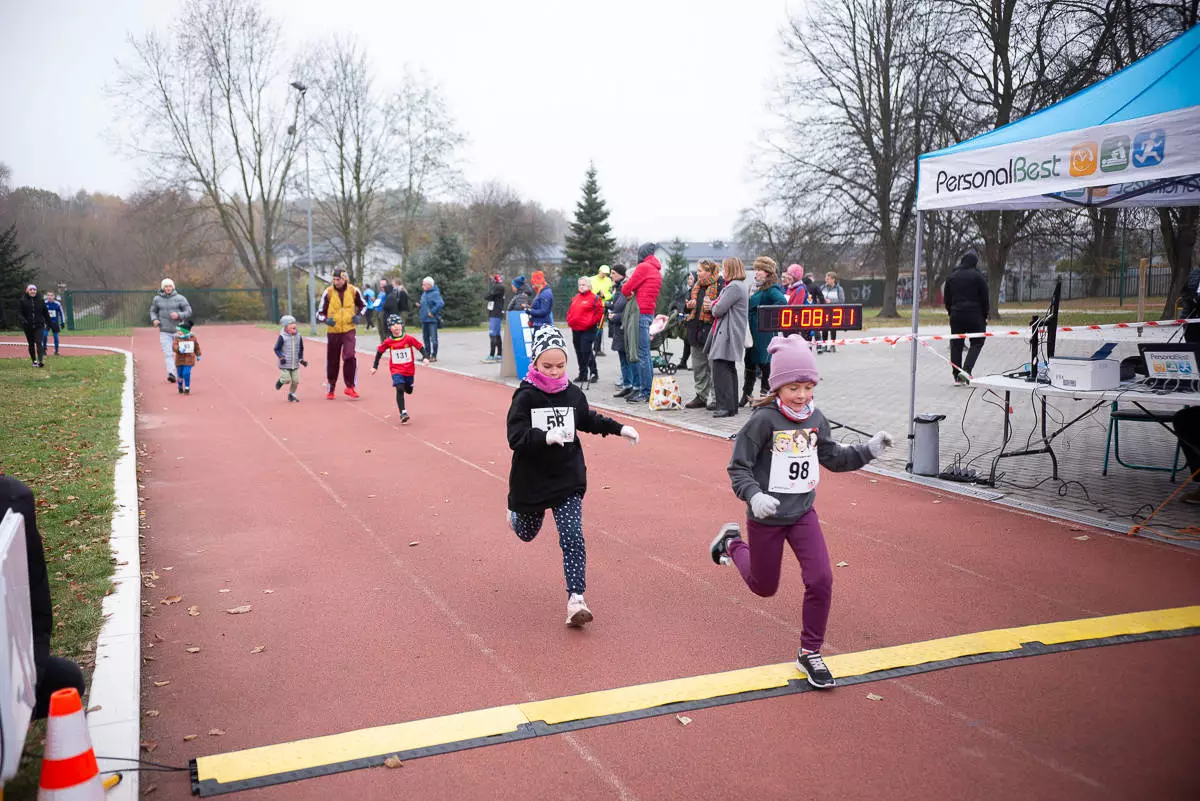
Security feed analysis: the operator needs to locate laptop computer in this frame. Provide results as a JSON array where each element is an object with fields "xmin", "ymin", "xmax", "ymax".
[{"xmin": 1138, "ymin": 342, "xmax": 1200, "ymax": 390}]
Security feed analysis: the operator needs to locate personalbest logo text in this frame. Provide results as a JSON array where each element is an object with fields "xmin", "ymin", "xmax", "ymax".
[{"xmin": 934, "ymin": 127, "xmax": 1167, "ymax": 195}]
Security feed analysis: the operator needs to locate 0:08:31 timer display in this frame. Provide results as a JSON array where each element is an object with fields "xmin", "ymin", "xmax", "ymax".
[{"xmin": 756, "ymin": 304, "xmax": 864, "ymax": 333}]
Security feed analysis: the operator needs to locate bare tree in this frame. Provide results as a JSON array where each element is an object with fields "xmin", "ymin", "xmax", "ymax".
[
  {"xmin": 770, "ymin": 0, "xmax": 936, "ymax": 317},
  {"xmin": 931, "ymin": 0, "xmax": 1107, "ymax": 317},
  {"xmin": 464, "ymin": 182, "xmax": 554, "ymax": 275},
  {"xmin": 305, "ymin": 37, "xmax": 396, "ymax": 286},
  {"xmin": 388, "ymin": 69, "xmax": 465, "ymax": 271},
  {"xmin": 114, "ymin": 0, "xmax": 300, "ymax": 289},
  {"xmin": 736, "ymin": 204, "xmax": 846, "ymax": 274}
]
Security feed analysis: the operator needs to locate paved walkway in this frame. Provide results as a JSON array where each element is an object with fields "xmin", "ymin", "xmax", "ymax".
[
  {"xmin": 125, "ymin": 326, "xmax": 1200, "ymax": 800},
  {"xmin": 402, "ymin": 324, "xmax": 1197, "ymax": 543}
]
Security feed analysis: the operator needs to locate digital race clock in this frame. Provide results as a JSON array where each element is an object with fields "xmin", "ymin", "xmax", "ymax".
[{"xmin": 756, "ymin": 305, "xmax": 863, "ymax": 333}]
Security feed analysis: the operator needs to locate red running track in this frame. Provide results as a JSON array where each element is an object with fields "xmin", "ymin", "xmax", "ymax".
[{"xmin": 121, "ymin": 326, "xmax": 1200, "ymax": 800}]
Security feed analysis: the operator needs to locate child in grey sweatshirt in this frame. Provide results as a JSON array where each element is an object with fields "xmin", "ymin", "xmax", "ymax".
[
  {"xmin": 709, "ymin": 334, "xmax": 892, "ymax": 689},
  {"xmin": 273, "ymin": 315, "xmax": 308, "ymax": 402}
]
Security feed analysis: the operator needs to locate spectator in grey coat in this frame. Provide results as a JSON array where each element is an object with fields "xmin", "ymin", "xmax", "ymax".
[
  {"xmin": 149, "ymin": 278, "xmax": 193, "ymax": 383},
  {"xmin": 705, "ymin": 257, "xmax": 750, "ymax": 418}
]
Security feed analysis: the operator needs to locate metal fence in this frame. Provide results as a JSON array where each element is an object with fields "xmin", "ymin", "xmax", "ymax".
[
  {"xmin": 61, "ymin": 288, "xmax": 280, "ymax": 331},
  {"xmin": 1002, "ymin": 267, "xmax": 1175, "ymax": 304}
]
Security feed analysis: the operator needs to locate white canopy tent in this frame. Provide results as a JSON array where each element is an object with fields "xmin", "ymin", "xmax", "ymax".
[{"xmin": 906, "ymin": 25, "xmax": 1200, "ymax": 467}]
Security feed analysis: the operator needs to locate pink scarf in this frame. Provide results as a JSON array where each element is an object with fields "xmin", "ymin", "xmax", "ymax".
[
  {"xmin": 526, "ymin": 366, "xmax": 569, "ymax": 394},
  {"xmin": 776, "ymin": 398, "xmax": 814, "ymax": 422}
]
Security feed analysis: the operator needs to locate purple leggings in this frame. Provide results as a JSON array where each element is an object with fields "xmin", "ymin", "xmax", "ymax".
[{"xmin": 729, "ymin": 509, "xmax": 833, "ymax": 652}]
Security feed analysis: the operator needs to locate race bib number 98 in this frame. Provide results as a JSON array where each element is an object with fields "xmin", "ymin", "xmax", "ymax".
[
  {"xmin": 530, "ymin": 407, "xmax": 576, "ymax": 443},
  {"xmin": 177, "ymin": 341, "xmax": 195, "ymax": 354},
  {"xmin": 767, "ymin": 429, "xmax": 819, "ymax": 494},
  {"xmin": 390, "ymin": 347, "xmax": 413, "ymax": 365}
]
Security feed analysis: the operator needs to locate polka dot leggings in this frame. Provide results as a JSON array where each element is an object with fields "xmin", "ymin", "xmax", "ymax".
[{"xmin": 511, "ymin": 494, "xmax": 586, "ymax": 595}]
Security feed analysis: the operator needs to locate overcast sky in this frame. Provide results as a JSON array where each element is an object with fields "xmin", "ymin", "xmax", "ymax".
[{"xmin": 0, "ymin": 0, "xmax": 795, "ymax": 242}]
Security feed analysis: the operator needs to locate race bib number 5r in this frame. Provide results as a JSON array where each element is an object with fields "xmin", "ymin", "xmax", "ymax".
[
  {"xmin": 767, "ymin": 429, "xmax": 819, "ymax": 494},
  {"xmin": 530, "ymin": 407, "xmax": 576, "ymax": 442}
]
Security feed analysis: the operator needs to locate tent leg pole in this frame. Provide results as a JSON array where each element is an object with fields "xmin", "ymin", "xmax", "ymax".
[{"xmin": 906, "ymin": 211, "xmax": 924, "ymax": 473}]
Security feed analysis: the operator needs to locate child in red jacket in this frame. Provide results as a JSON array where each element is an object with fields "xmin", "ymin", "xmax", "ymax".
[
  {"xmin": 566, "ymin": 277, "xmax": 603, "ymax": 384},
  {"xmin": 371, "ymin": 315, "xmax": 425, "ymax": 424}
]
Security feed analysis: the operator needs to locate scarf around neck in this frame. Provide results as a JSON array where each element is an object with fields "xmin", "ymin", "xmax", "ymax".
[
  {"xmin": 526, "ymin": 366, "xmax": 569, "ymax": 394},
  {"xmin": 776, "ymin": 398, "xmax": 814, "ymax": 422}
]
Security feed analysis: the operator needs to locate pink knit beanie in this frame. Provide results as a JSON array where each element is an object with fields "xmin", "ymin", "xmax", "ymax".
[
  {"xmin": 768, "ymin": 335, "xmax": 819, "ymax": 391},
  {"xmin": 786, "ymin": 264, "xmax": 804, "ymax": 282}
]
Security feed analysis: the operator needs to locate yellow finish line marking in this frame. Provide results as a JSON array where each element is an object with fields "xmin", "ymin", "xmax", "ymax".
[{"xmin": 195, "ymin": 606, "xmax": 1200, "ymax": 787}]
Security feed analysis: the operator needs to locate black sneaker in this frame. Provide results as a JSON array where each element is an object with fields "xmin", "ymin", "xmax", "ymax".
[
  {"xmin": 625, "ymin": 392, "xmax": 648, "ymax": 404},
  {"xmin": 184, "ymin": 387, "xmax": 191, "ymax": 394},
  {"xmin": 168, "ymin": 374, "xmax": 176, "ymax": 383},
  {"xmin": 401, "ymin": 412, "xmax": 410, "ymax": 425},
  {"xmin": 288, "ymin": 393, "xmax": 300, "ymax": 403},
  {"xmin": 797, "ymin": 651, "xmax": 836, "ymax": 689},
  {"xmin": 275, "ymin": 380, "xmax": 284, "ymax": 391},
  {"xmin": 177, "ymin": 384, "xmax": 184, "ymax": 394},
  {"xmin": 709, "ymin": 523, "xmax": 741, "ymax": 565}
]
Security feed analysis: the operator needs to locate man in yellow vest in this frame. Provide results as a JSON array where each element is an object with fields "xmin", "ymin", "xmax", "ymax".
[
  {"xmin": 317, "ymin": 268, "xmax": 366, "ymax": 399},
  {"xmin": 590, "ymin": 264, "xmax": 614, "ymax": 357}
]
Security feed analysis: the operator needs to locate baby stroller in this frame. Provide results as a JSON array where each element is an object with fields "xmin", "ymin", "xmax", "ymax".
[{"xmin": 649, "ymin": 312, "xmax": 686, "ymax": 375}]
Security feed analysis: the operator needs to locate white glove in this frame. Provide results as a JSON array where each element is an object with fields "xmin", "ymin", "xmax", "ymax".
[
  {"xmin": 749, "ymin": 492, "xmax": 780, "ymax": 518},
  {"xmin": 544, "ymin": 427, "xmax": 567, "ymax": 446},
  {"xmin": 620, "ymin": 425, "xmax": 639, "ymax": 445},
  {"xmin": 867, "ymin": 431, "xmax": 893, "ymax": 458}
]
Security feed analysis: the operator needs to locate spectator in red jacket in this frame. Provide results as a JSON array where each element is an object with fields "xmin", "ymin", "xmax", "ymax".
[
  {"xmin": 567, "ymin": 276, "xmax": 604, "ymax": 384},
  {"xmin": 620, "ymin": 242, "xmax": 663, "ymax": 402}
]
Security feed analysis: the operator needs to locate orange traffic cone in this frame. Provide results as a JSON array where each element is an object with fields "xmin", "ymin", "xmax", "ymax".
[{"xmin": 37, "ymin": 688, "xmax": 104, "ymax": 800}]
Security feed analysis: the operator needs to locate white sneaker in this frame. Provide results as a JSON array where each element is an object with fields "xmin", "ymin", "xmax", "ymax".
[{"xmin": 566, "ymin": 593, "xmax": 593, "ymax": 627}]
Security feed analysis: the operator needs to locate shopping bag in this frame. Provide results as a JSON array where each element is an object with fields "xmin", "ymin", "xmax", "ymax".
[{"xmin": 649, "ymin": 375, "xmax": 682, "ymax": 411}]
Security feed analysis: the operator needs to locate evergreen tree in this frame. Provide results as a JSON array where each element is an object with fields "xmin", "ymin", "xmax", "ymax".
[
  {"xmin": 407, "ymin": 222, "xmax": 480, "ymax": 327},
  {"xmin": 0, "ymin": 223, "xmax": 35, "ymax": 323},
  {"xmin": 658, "ymin": 239, "xmax": 689, "ymax": 314},
  {"xmin": 562, "ymin": 163, "xmax": 617, "ymax": 280}
]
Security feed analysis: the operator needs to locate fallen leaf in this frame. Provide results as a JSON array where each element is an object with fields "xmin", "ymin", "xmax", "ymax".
[
  {"xmin": 408, "ymin": 541, "xmax": 419, "ymax": 547},
  {"xmin": 932, "ymin": 500, "xmax": 942, "ymax": 504},
  {"xmin": 185, "ymin": 647, "xmax": 201, "ymax": 654},
  {"xmin": 676, "ymin": 715, "xmax": 692, "ymax": 726},
  {"xmin": 141, "ymin": 740, "xmax": 158, "ymax": 753},
  {"xmin": 251, "ymin": 645, "xmax": 266, "ymax": 654},
  {"xmin": 262, "ymin": 589, "xmax": 274, "ymax": 594},
  {"xmin": 383, "ymin": 755, "xmax": 404, "ymax": 769},
  {"xmin": 153, "ymin": 680, "xmax": 170, "ymax": 687},
  {"xmin": 161, "ymin": 595, "xmax": 182, "ymax": 606},
  {"xmin": 225, "ymin": 605, "xmax": 252, "ymax": 614},
  {"xmin": 145, "ymin": 785, "xmax": 158, "ymax": 795},
  {"xmin": 1073, "ymin": 534, "xmax": 1090, "ymax": 541},
  {"xmin": 367, "ymin": 494, "xmax": 376, "ymax": 498},
  {"xmin": 866, "ymin": 693, "xmax": 884, "ymax": 701},
  {"xmin": 153, "ymin": 633, "xmax": 165, "ymax": 641},
  {"xmin": 145, "ymin": 709, "xmax": 160, "ymax": 718},
  {"xmin": 835, "ymin": 561, "xmax": 850, "ymax": 567},
  {"xmin": 870, "ymin": 479, "xmax": 878, "ymax": 483},
  {"xmin": 183, "ymin": 734, "xmax": 198, "ymax": 742},
  {"xmin": 187, "ymin": 606, "xmax": 201, "ymax": 616},
  {"xmin": 219, "ymin": 588, "xmax": 231, "ymax": 593},
  {"xmin": 163, "ymin": 566, "xmax": 174, "ymax": 571},
  {"xmin": 364, "ymin": 449, "xmax": 373, "ymax": 454},
  {"xmin": 208, "ymin": 728, "xmax": 226, "ymax": 736},
  {"xmin": 87, "ymin": 705, "xmax": 102, "ymax": 713}
]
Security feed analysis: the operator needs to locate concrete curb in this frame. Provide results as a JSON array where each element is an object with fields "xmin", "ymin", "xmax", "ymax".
[{"xmin": 0, "ymin": 341, "xmax": 140, "ymax": 800}]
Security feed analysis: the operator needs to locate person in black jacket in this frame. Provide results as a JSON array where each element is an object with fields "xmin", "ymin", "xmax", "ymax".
[
  {"xmin": 379, "ymin": 279, "xmax": 411, "ymax": 343},
  {"xmin": 943, "ymin": 252, "xmax": 990, "ymax": 384},
  {"xmin": 484, "ymin": 273, "xmax": 506, "ymax": 362},
  {"xmin": 0, "ymin": 473, "xmax": 86, "ymax": 719},
  {"xmin": 505, "ymin": 326, "xmax": 639, "ymax": 627},
  {"xmin": 18, "ymin": 284, "xmax": 50, "ymax": 367}
]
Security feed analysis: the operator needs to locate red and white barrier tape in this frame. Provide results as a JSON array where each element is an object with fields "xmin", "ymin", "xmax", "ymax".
[{"xmin": 828, "ymin": 317, "xmax": 1199, "ymax": 348}]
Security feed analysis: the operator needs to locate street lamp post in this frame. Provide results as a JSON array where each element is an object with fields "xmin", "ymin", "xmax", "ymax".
[{"xmin": 292, "ymin": 80, "xmax": 318, "ymax": 335}]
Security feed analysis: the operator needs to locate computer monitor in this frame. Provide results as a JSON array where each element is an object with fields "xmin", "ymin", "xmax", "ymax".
[{"xmin": 1026, "ymin": 278, "xmax": 1062, "ymax": 382}]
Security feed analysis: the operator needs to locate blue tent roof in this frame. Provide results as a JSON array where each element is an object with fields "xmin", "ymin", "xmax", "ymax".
[{"xmin": 923, "ymin": 25, "xmax": 1200, "ymax": 159}]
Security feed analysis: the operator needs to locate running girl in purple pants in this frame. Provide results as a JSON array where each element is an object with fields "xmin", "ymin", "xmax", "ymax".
[{"xmin": 708, "ymin": 334, "xmax": 893, "ymax": 688}]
